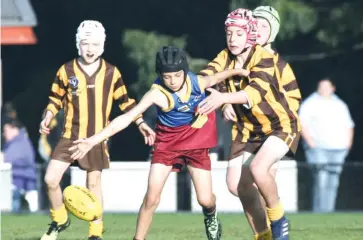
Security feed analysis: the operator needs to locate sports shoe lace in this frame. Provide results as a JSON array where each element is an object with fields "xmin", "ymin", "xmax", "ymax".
[
  {"xmin": 46, "ymin": 221, "xmax": 58, "ymax": 235},
  {"xmin": 205, "ymin": 216, "xmax": 218, "ymax": 232}
]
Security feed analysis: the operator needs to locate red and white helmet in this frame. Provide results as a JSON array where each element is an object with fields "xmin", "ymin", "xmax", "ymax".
[
  {"xmin": 76, "ymin": 20, "xmax": 106, "ymax": 56},
  {"xmin": 225, "ymin": 8, "xmax": 258, "ymax": 48}
]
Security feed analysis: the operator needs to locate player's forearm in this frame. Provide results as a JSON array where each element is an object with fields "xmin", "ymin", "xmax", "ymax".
[
  {"xmin": 206, "ymin": 69, "xmax": 244, "ymax": 88},
  {"xmin": 222, "ymin": 91, "xmax": 249, "ymax": 105},
  {"xmin": 42, "ymin": 110, "xmax": 54, "ymax": 121},
  {"xmin": 89, "ymin": 115, "xmax": 133, "ymax": 145}
]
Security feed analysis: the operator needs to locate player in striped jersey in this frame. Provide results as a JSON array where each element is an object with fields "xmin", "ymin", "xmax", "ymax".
[
  {"xmin": 198, "ymin": 8, "xmax": 300, "ymax": 240},
  {"xmin": 219, "ymin": 6, "xmax": 302, "ymax": 240},
  {"xmin": 39, "ymin": 20, "xmax": 155, "ymax": 240},
  {"xmin": 69, "ymin": 46, "xmax": 249, "ymax": 240},
  {"xmin": 253, "ymin": 6, "xmax": 301, "ymax": 112}
]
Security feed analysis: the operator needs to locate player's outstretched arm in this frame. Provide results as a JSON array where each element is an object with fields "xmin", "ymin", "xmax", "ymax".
[
  {"xmin": 198, "ymin": 66, "xmax": 276, "ymax": 114},
  {"xmin": 199, "ymin": 68, "xmax": 250, "ymax": 91},
  {"xmin": 69, "ymin": 89, "xmax": 158, "ymax": 160}
]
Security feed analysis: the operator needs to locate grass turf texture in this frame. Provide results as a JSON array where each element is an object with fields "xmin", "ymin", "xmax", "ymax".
[{"xmin": 2, "ymin": 213, "xmax": 362, "ymax": 240}]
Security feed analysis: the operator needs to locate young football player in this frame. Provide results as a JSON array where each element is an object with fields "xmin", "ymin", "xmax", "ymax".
[
  {"xmin": 198, "ymin": 8, "xmax": 301, "ymax": 240},
  {"xmin": 39, "ymin": 20, "xmax": 155, "ymax": 240},
  {"xmin": 69, "ymin": 46, "xmax": 249, "ymax": 240},
  {"xmin": 219, "ymin": 6, "xmax": 302, "ymax": 239},
  {"xmin": 254, "ymin": 6, "xmax": 301, "ymax": 112}
]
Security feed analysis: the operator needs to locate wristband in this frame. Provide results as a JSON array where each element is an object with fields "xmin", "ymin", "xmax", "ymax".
[{"xmin": 136, "ymin": 121, "xmax": 145, "ymax": 127}]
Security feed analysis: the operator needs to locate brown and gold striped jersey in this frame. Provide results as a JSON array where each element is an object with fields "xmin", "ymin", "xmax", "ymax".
[
  {"xmin": 199, "ymin": 45, "xmax": 301, "ymax": 142},
  {"xmin": 45, "ymin": 58, "xmax": 138, "ymax": 140},
  {"xmin": 274, "ymin": 52, "xmax": 301, "ymax": 112}
]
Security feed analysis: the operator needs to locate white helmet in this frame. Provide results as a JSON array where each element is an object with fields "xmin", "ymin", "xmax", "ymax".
[{"xmin": 76, "ymin": 20, "xmax": 106, "ymax": 56}]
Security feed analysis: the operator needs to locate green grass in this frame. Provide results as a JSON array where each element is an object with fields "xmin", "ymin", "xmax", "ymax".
[{"xmin": 1, "ymin": 213, "xmax": 363, "ymax": 240}]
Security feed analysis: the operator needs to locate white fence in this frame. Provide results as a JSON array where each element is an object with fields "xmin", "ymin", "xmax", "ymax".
[{"xmin": 1, "ymin": 160, "xmax": 298, "ymax": 212}]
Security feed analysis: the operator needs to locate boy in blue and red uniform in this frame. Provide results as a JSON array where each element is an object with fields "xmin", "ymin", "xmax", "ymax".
[{"xmin": 69, "ymin": 46, "xmax": 249, "ymax": 240}]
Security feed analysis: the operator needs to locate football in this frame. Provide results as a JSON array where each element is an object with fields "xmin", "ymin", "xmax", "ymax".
[{"xmin": 63, "ymin": 185, "xmax": 102, "ymax": 221}]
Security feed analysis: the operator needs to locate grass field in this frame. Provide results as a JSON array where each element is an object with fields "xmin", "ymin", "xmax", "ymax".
[{"xmin": 1, "ymin": 212, "xmax": 363, "ymax": 240}]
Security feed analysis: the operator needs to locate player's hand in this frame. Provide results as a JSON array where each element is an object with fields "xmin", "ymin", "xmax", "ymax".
[
  {"xmin": 68, "ymin": 138, "xmax": 95, "ymax": 160},
  {"xmin": 223, "ymin": 104, "xmax": 237, "ymax": 122},
  {"xmin": 198, "ymin": 88, "xmax": 225, "ymax": 115},
  {"xmin": 39, "ymin": 111, "xmax": 53, "ymax": 135},
  {"xmin": 138, "ymin": 122, "xmax": 156, "ymax": 146}
]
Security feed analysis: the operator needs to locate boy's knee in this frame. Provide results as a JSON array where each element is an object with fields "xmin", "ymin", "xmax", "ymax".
[
  {"xmin": 144, "ymin": 194, "xmax": 160, "ymax": 210},
  {"xmin": 237, "ymin": 172, "xmax": 259, "ymax": 203},
  {"xmin": 197, "ymin": 194, "xmax": 215, "ymax": 208},
  {"xmin": 226, "ymin": 180, "xmax": 239, "ymax": 197},
  {"xmin": 87, "ymin": 179, "xmax": 101, "ymax": 190},
  {"xmin": 87, "ymin": 172, "xmax": 102, "ymax": 189},
  {"xmin": 44, "ymin": 175, "xmax": 60, "ymax": 190},
  {"xmin": 250, "ymin": 162, "xmax": 269, "ymax": 182}
]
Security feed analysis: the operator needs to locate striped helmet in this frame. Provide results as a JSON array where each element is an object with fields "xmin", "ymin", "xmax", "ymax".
[
  {"xmin": 76, "ymin": 20, "xmax": 106, "ymax": 56},
  {"xmin": 225, "ymin": 8, "xmax": 258, "ymax": 48},
  {"xmin": 253, "ymin": 6, "xmax": 280, "ymax": 43}
]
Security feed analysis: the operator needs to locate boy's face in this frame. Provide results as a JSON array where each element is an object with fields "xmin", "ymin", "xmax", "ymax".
[
  {"xmin": 256, "ymin": 18, "xmax": 271, "ymax": 45},
  {"xmin": 79, "ymin": 39, "xmax": 103, "ymax": 64},
  {"xmin": 3, "ymin": 124, "xmax": 19, "ymax": 142},
  {"xmin": 162, "ymin": 70, "xmax": 185, "ymax": 91},
  {"xmin": 226, "ymin": 26, "xmax": 248, "ymax": 55}
]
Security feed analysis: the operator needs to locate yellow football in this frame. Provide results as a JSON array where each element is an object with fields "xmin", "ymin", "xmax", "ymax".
[{"xmin": 63, "ymin": 185, "xmax": 102, "ymax": 221}]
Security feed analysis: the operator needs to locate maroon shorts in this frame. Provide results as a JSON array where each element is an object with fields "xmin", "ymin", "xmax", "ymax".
[{"xmin": 151, "ymin": 148, "xmax": 211, "ymax": 172}]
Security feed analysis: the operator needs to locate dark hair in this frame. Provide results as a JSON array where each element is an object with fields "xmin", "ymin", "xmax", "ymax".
[
  {"xmin": 2, "ymin": 117, "xmax": 23, "ymax": 129},
  {"xmin": 155, "ymin": 46, "xmax": 189, "ymax": 74}
]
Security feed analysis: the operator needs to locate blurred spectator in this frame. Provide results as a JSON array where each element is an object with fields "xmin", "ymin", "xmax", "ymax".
[
  {"xmin": 3, "ymin": 117, "xmax": 38, "ymax": 213},
  {"xmin": 3, "ymin": 102, "xmax": 17, "ymax": 119},
  {"xmin": 299, "ymin": 78, "xmax": 355, "ymax": 212},
  {"xmin": 1, "ymin": 102, "xmax": 18, "ymax": 149}
]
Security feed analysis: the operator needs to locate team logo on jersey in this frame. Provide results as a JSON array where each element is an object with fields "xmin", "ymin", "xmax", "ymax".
[
  {"xmin": 177, "ymin": 105, "xmax": 190, "ymax": 112},
  {"xmin": 69, "ymin": 76, "xmax": 79, "ymax": 95},
  {"xmin": 69, "ymin": 76, "xmax": 79, "ymax": 89},
  {"xmin": 194, "ymin": 95, "xmax": 202, "ymax": 102}
]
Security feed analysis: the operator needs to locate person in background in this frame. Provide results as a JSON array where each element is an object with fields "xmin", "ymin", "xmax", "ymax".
[
  {"xmin": 3, "ymin": 117, "xmax": 38, "ymax": 213},
  {"xmin": 299, "ymin": 78, "xmax": 355, "ymax": 212},
  {"xmin": 1, "ymin": 102, "xmax": 18, "ymax": 149}
]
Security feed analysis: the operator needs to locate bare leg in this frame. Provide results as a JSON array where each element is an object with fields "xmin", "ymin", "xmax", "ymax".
[
  {"xmin": 237, "ymin": 154, "xmax": 268, "ymax": 234},
  {"xmin": 87, "ymin": 170, "xmax": 103, "ymax": 221},
  {"xmin": 87, "ymin": 170, "xmax": 104, "ymax": 237},
  {"xmin": 226, "ymin": 156, "xmax": 243, "ymax": 197},
  {"xmin": 249, "ymin": 137, "xmax": 288, "ymax": 208},
  {"xmin": 44, "ymin": 160, "xmax": 70, "ymax": 210},
  {"xmin": 134, "ymin": 164, "xmax": 173, "ymax": 239},
  {"xmin": 188, "ymin": 165, "xmax": 216, "ymax": 209}
]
